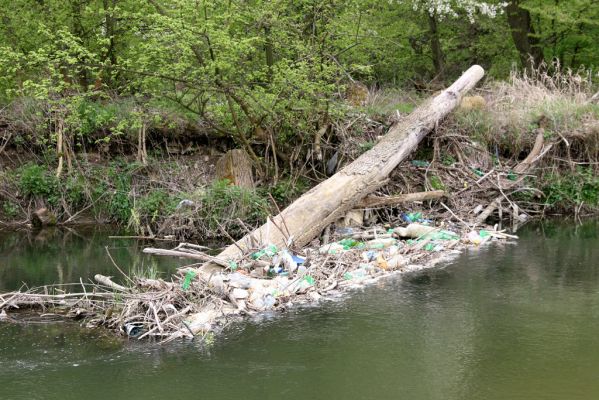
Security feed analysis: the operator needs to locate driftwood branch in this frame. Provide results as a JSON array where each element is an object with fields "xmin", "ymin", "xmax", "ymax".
[
  {"xmin": 356, "ymin": 190, "xmax": 446, "ymax": 208},
  {"xmin": 476, "ymin": 131, "xmax": 550, "ymax": 223},
  {"xmin": 94, "ymin": 274, "xmax": 130, "ymax": 292},
  {"xmin": 143, "ymin": 248, "xmax": 229, "ymax": 267}
]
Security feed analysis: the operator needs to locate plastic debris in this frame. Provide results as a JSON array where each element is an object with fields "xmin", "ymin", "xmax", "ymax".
[
  {"xmin": 338, "ymin": 238, "xmax": 364, "ymax": 250},
  {"xmin": 401, "ymin": 212, "xmax": 431, "ymax": 224},
  {"xmin": 361, "ymin": 250, "xmax": 378, "ymax": 262},
  {"xmin": 291, "ymin": 254, "xmax": 306, "ymax": 265},
  {"xmin": 466, "ymin": 231, "xmax": 482, "ymax": 245},
  {"xmin": 394, "ymin": 223, "xmax": 438, "ymax": 238},
  {"xmin": 411, "ymin": 160, "xmax": 430, "ymax": 168},
  {"xmin": 232, "ymin": 288, "xmax": 249, "ymax": 299},
  {"xmin": 182, "ymin": 270, "xmax": 197, "ymax": 291},
  {"xmin": 376, "ymin": 254, "xmax": 389, "ymax": 270},
  {"xmin": 473, "ymin": 168, "xmax": 485, "ymax": 177},
  {"xmin": 175, "ymin": 199, "xmax": 195, "ymax": 210},
  {"xmin": 229, "ymin": 272, "xmax": 252, "ymax": 289},
  {"xmin": 387, "ymin": 254, "xmax": 407, "ymax": 269},
  {"xmin": 319, "ymin": 242, "xmax": 346, "ymax": 255},
  {"xmin": 366, "ymin": 238, "xmax": 396, "ymax": 249},
  {"xmin": 343, "ymin": 268, "xmax": 368, "ymax": 280},
  {"xmin": 124, "ymin": 322, "xmax": 145, "ymax": 338},
  {"xmin": 252, "ymin": 244, "xmax": 278, "ymax": 260},
  {"xmin": 335, "ymin": 227, "xmax": 355, "ymax": 237}
]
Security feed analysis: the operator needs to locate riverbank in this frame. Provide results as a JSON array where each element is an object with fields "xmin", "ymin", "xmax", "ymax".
[
  {"xmin": 1, "ymin": 68, "xmax": 598, "ymax": 344},
  {"xmin": 1, "ymin": 69, "xmax": 598, "ymax": 239}
]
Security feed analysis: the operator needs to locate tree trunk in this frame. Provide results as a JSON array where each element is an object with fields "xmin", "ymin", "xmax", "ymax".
[
  {"xmin": 32, "ymin": 208, "xmax": 57, "ymax": 228},
  {"xmin": 428, "ymin": 13, "xmax": 444, "ymax": 80},
  {"xmin": 506, "ymin": 0, "xmax": 544, "ymax": 69},
  {"xmin": 215, "ymin": 149, "xmax": 254, "ymax": 188},
  {"xmin": 210, "ymin": 65, "xmax": 484, "ymax": 264}
]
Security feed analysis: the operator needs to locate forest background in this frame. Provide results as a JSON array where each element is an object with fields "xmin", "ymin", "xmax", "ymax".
[{"xmin": 0, "ymin": 0, "xmax": 597, "ymax": 236}]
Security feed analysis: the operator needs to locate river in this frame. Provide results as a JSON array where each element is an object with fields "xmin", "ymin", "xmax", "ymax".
[{"xmin": 1, "ymin": 220, "xmax": 598, "ymax": 399}]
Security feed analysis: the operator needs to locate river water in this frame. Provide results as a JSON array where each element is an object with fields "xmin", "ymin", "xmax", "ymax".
[{"xmin": 1, "ymin": 220, "xmax": 598, "ymax": 400}]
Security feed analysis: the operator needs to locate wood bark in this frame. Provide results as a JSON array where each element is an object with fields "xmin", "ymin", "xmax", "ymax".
[
  {"xmin": 215, "ymin": 149, "xmax": 254, "ymax": 188},
  {"xmin": 356, "ymin": 190, "xmax": 446, "ymax": 208},
  {"xmin": 212, "ymin": 65, "xmax": 485, "ymax": 264},
  {"xmin": 94, "ymin": 274, "xmax": 129, "ymax": 292},
  {"xmin": 143, "ymin": 248, "xmax": 228, "ymax": 267},
  {"xmin": 31, "ymin": 208, "xmax": 57, "ymax": 228},
  {"xmin": 506, "ymin": 0, "xmax": 544, "ymax": 69}
]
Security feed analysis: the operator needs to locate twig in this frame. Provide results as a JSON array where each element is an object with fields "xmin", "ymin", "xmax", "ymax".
[{"xmin": 105, "ymin": 246, "xmax": 136, "ymax": 286}]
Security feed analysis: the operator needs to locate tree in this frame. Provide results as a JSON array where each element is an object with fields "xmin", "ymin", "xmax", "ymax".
[{"xmin": 399, "ymin": 0, "xmax": 506, "ymax": 80}]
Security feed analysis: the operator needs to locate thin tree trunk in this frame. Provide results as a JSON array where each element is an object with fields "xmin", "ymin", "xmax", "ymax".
[
  {"xmin": 56, "ymin": 118, "xmax": 64, "ymax": 178},
  {"xmin": 506, "ymin": 0, "xmax": 544, "ymax": 69},
  {"xmin": 428, "ymin": 13, "xmax": 444, "ymax": 80},
  {"xmin": 211, "ymin": 65, "xmax": 485, "ymax": 264}
]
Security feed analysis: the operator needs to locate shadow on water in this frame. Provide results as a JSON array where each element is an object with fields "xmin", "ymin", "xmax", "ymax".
[{"xmin": 0, "ymin": 219, "xmax": 598, "ymax": 400}]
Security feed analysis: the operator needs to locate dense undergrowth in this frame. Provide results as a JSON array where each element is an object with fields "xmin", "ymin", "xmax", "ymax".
[{"xmin": 1, "ymin": 68, "xmax": 598, "ymax": 237}]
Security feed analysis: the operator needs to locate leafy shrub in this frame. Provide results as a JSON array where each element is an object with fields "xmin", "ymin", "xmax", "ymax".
[
  {"xmin": 2, "ymin": 201, "xmax": 19, "ymax": 217},
  {"xmin": 18, "ymin": 164, "xmax": 59, "ymax": 205},
  {"xmin": 136, "ymin": 190, "xmax": 179, "ymax": 223},
  {"xmin": 542, "ymin": 167, "xmax": 599, "ymax": 209},
  {"xmin": 268, "ymin": 177, "xmax": 310, "ymax": 206},
  {"xmin": 199, "ymin": 179, "xmax": 270, "ymax": 236}
]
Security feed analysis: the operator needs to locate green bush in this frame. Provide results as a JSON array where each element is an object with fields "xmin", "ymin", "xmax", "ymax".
[
  {"xmin": 2, "ymin": 201, "xmax": 19, "ymax": 217},
  {"xmin": 200, "ymin": 179, "xmax": 270, "ymax": 234},
  {"xmin": 18, "ymin": 164, "xmax": 59, "ymax": 205},
  {"xmin": 136, "ymin": 190, "xmax": 179, "ymax": 222},
  {"xmin": 542, "ymin": 167, "xmax": 599, "ymax": 209},
  {"xmin": 268, "ymin": 177, "xmax": 310, "ymax": 206}
]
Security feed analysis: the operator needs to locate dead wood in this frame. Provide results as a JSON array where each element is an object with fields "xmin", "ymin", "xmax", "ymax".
[
  {"xmin": 211, "ymin": 65, "xmax": 485, "ymax": 266},
  {"xmin": 476, "ymin": 131, "xmax": 551, "ymax": 223},
  {"xmin": 357, "ymin": 190, "xmax": 446, "ymax": 208}
]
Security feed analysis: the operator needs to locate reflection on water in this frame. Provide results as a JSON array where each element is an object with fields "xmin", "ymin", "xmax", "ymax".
[
  {"xmin": 1, "ymin": 220, "xmax": 599, "ymax": 400},
  {"xmin": 0, "ymin": 226, "xmax": 185, "ymax": 291}
]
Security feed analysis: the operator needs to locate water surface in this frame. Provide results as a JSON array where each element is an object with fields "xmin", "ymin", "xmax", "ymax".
[{"xmin": 1, "ymin": 220, "xmax": 598, "ymax": 400}]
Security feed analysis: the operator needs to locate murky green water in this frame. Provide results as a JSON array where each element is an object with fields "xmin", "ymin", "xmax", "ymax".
[
  {"xmin": 0, "ymin": 227, "xmax": 184, "ymax": 291},
  {"xmin": 1, "ymin": 220, "xmax": 599, "ymax": 400}
]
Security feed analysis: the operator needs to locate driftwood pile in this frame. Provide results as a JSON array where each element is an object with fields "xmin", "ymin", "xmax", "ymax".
[
  {"xmin": 0, "ymin": 218, "xmax": 517, "ymax": 343},
  {"xmin": 0, "ymin": 65, "xmax": 553, "ymax": 343}
]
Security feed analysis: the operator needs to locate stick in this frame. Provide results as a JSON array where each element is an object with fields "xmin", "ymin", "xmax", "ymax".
[{"xmin": 94, "ymin": 274, "xmax": 130, "ymax": 292}]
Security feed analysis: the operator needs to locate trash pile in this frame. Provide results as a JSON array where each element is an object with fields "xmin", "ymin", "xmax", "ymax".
[
  {"xmin": 0, "ymin": 211, "xmax": 518, "ymax": 343},
  {"xmin": 174, "ymin": 215, "xmax": 517, "ymax": 339}
]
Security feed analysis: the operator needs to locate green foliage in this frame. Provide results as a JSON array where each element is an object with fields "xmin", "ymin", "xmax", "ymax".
[
  {"xmin": 2, "ymin": 201, "xmax": 19, "ymax": 218},
  {"xmin": 18, "ymin": 164, "xmax": 59, "ymax": 205},
  {"xmin": 268, "ymin": 177, "xmax": 310, "ymax": 205},
  {"xmin": 135, "ymin": 190, "xmax": 179, "ymax": 223},
  {"xmin": 429, "ymin": 175, "xmax": 446, "ymax": 191},
  {"xmin": 542, "ymin": 167, "xmax": 599, "ymax": 209},
  {"xmin": 199, "ymin": 179, "xmax": 269, "ymax": 234},
  {"xmin": 106, "ymin": 165, "xmax": 133, "ymax": 223}
]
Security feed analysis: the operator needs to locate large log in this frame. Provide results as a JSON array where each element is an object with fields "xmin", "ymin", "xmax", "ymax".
[{"xmin": 213, "ymin": 66, "xmax": 485, "ymax": 264}]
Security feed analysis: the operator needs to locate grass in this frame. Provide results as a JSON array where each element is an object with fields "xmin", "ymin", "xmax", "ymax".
[{"xmin": 450, "ymin": 65, "xmax": 599, "ymax": 158}]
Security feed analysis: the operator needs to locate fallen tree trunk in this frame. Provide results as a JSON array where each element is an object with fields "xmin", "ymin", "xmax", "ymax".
[
  {"xmin": 356, "ymin": 190, "xmax": 446, "ymax": 208},
  {"xmin": 211, "ymin": 65, "xmax": 485, "ymax": 265}
]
